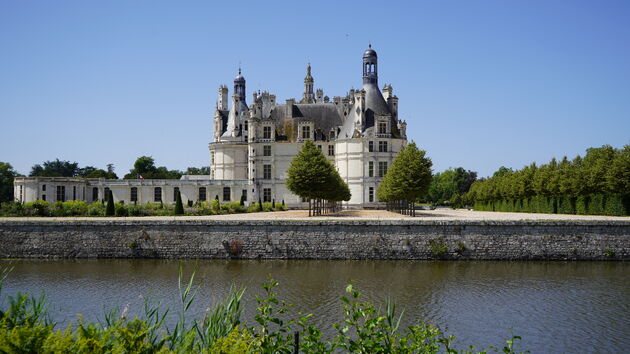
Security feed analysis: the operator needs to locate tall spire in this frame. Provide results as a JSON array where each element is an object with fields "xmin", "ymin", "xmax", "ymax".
[{"xmin": 302, "ymin": 63, "xmax": 315, "ymax": 103}]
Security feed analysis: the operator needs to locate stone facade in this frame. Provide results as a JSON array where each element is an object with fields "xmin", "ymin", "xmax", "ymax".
[
  {"xmin": 13, "ymin": 46, "xmax": 407, "ymax": 208},
  {"xmin": 1, "ymin": 220, "xmax": 628, "ymax": 260}
]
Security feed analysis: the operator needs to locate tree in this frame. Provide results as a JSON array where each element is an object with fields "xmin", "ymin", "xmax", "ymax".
[
  {"xmin": 0, "ymin": 162, "xmax": 21, "ymax": 203},
  {"xmin": 30, "ymin": 159, "xmax": 79, "ymax": 177},
  {"xmin": 105, "ymin": 190, "xmax": 115, "ymax": 216},
  {"xmin": 79, "ymin": 164, "xmax": 118, "ymax": 179},
  {"xmin": 377, "ymin": 142, "xmax": 432, "ymax": 206},
  {"xmin": 174, "ymin": 190, "xmax": 184, "ymax": 215},
  {"xmin": 185, "ymin": 167, "xmax": 210, "ymax": 175},
  {"xmin": 428, "ymin": 167, "xmax": 477, "ymax": 205},
  {"xmin": 124, "ymin": 156, "xmax": 182, "ymax": 179},
  {"xmin": 286, "ymin": 140, "xmax": 350, "ymax": 216}
]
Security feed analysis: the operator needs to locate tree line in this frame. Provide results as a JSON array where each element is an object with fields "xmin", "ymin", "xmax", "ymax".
[{"xmin": 465, "ymin": 145, "xmax": 630, "ymax": 215}]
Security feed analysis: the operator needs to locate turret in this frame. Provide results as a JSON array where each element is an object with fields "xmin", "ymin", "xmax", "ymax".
[
  {"xmin": 234, "ymin": 68, "xmax": 246, "ymax": 100},
  {"xmin": 302, "ymin": 63, "xmax": 315, "ymax": 103},
  {"xmin": 363, "ymin": 44, "xmax": 378, "ymax": 85},
  {"xmin": 218, "ymin": 85, "xmax": 228, "ymax": 110}
]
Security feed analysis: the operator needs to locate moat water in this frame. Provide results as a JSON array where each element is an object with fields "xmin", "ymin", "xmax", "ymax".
[{"xmin": 2, "ymin": 259, "xmax": 628, "ymax": 352}]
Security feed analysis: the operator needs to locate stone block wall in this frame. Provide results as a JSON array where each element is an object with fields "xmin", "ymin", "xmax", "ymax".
[{"xmin": 0, "ymin": 220, "xmax": 628, "ymax": 260}]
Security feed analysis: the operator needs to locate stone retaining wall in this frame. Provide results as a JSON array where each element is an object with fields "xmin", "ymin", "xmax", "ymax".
[{"xmin": 1, "ymin": 220, "xmax": 629, "ymax": 260}]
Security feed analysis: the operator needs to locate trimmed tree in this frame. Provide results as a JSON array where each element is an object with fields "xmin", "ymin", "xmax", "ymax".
[
  {"xmin": 287, "ymin": 140, "xmax": 351, "ymax": 216},
  {"xmin": 174, "ymin": 190, "xmax": 184, "ymax": 215},
  {"xmin": 105, "ymin": 190, "xmax": 115, "ymax": 216},
  {"xmin": 377, "ymin": 142, "xmax": 432, "ymax": 216}
]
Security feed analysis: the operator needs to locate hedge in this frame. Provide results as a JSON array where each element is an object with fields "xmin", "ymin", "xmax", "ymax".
[{"xmin": 473, "ymin": 194, "xmax": 629, "ymax": 216}]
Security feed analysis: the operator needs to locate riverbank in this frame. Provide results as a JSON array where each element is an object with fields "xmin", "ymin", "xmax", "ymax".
[{"xmin": 1, "ymin": 210, "xmax": 628, "ymax": 260}]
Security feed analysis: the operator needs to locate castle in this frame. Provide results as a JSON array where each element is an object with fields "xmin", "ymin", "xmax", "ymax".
[{"xmin": 14, "ymin": 46, "xmax": 408, "ymax": 208}]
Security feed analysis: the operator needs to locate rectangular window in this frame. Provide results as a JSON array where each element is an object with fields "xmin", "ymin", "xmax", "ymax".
[
  {"xmin": 317, "ymin": 145, "xmax": 322, "ymax": 151},
  {"xmin": 42, "ymin": 194, "xmax": 46, "ymax": 201},
  {"xmin": 378, "ymin": 141, "xmax": 388, "ymax": 152},
  {"xmin": 154, "ymin": 187, "xmax": 162, "ymax": 202},
  {"xmin": 42, "ymin": 184, "xmax": 46, "ymax": 191},
  {"xmin": 199, "ymin": 187, "xmax": 206, "ymax": 201},
  {"xmin": 131, "ymin": 187, "xmax": 138, "ymax": 202},
  {"xmin": 263, "ymin": 126, "xmax": 272, "ymax": 139},
  {"xmin": 378, "ymin": 122, "xmax": 387, "ymax": 134},
  {"xmin": 369, "ymin": 187, "xmax": 374, "ymax": 202},
  {"xmin": 244, "ymin": 120, "xmax": 248, "ymax": 131},
  {"xmin": 223, "ymin": 187, "xmax": 231, "ymax": 201},
  {"xmin": 174, "ymin": 187, "xmax": 179, "ymax": 202},
  {"xmin": 302, "ymin": 125, "xmax": 311, "ymax": 139},
  {"xmin": 328, "ymin": 145, "xmax": 335, "ymax": 156},
  {"xmin": 263, "ymin": 188, "xmax": 271, "ymax": 202},
  {"xmin": 263, "ymin": 164, "xmax": 272, "ymax": 179},
  {"xmin": 378, "ymin": 161, "xmax": 388, "ymax": 177},
  {"xmin": 368, "ymin": 141, "xmax": 374, "ymax": 152},
  {"xmin": 56, "ymin": 186, "xmax": 66, "ymax": 202},
  {"xmin": 73, "ymin": 186, "xmax": 76, "ymax": 200},
  {"xmin": 92, "ymin": 187, "xmax": 98, "ymax": 201},
  {"xmin": 104, "ymin": 187, "xmax": 110, "ymax": 201},
  {"xmin": 242, "ymin": 189, "xmax": 247, "ymax": 201},
  {"xmin": 368, "ymin": 161, "xmax": 374, "ymax": 177},
  {"xmin": 263, "ymin": 145, "xmax": 271, "ymax": 156}
]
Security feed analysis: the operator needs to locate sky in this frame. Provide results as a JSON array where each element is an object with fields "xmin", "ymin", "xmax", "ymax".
[{"xmin": 1, "ymin": 0, "xmax": 629, "ymax": 178}]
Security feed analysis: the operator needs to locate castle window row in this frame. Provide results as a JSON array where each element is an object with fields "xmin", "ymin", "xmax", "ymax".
[
  {"xmin": 367, "ymin": 141, "xmax": 389, "ymax": 153},
  {"xmin": 368, "ymin": 161, "xmax": 388, "ymax": 178}
]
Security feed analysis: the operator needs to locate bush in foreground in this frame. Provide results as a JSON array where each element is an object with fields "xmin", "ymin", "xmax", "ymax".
[{"xmin": 0, "ymin": 267, "xmax": 526, "ymax": 353}]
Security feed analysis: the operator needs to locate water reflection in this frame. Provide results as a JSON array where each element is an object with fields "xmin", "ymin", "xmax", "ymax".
[{"xmin": 2, "ymin": 259, "xmax": 628, "ymax": 352}]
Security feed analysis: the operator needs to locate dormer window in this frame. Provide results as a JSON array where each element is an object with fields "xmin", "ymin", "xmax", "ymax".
[
  {"xmin": 378, "ymin": 122, "xmax": 387, "ymax": 134},
  {"xmin": 302, "ymin": 125, "xmax": 311, "ymax": 139},
  {"xmin": 263, "ymin": 126, "xmax": 272, "ymax": 139}
]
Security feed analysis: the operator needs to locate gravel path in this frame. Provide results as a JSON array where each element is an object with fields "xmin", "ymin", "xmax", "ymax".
[{"xmin": 1, "ymin": 208, "xmax": 628, "ymax": 222}]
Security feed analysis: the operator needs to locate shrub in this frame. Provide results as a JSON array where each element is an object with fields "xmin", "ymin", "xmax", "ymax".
[
  {"xmin": 24, "ymin": 200, "xmax": 50, "ymax": 216},
  {"xmin": 87, "ymin": 202, "xmax": 105, "ymax": 216},
  {"xmin": 105, "ymin": 190, "xmax": 115, "ymax": 216},
  {"xmin": 115, "ymin": 202, "xmax": 129, "ymax": 217},
  {"xmin": 429, "ymin": 238, "xmax": 448, "ymax": 258},
  {"xmin": 174, "ymin": 190, "xmax": 184, "ymax": 215}
]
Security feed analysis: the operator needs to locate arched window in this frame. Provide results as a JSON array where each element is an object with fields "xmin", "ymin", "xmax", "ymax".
[
  {"xmin": 154, "ymin": 187, "xmax": 162, "ymax": 202},
  {"xmin": 92, "ymin": 187, "xmax": 98, "ymax": 201}
]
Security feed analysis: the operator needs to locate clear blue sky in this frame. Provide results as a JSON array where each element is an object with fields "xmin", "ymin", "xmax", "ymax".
[{"xmin": 1, "ymin": 0, "xmax": 629, "ymax": 178}]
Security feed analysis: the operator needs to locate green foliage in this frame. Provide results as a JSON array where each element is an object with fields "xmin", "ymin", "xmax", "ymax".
[
  {"xmin": 0, "ymin": 162, "xmax": 21, "ymax": 203},
  {"xmin": 105, "ymin": 190, "xmax": 115, "ymax": 216},
  {"xmin": 30, "ymin": 159, "xmax": 80, "ymax": 177},
  {"xmin": 377, "ymin": 141, "xmax": 433, "ymax": 202},
  {"xmin": 115, "ymin": 202, "xmax": 129, "ymax": 217},
  {"xmin": 87, "ymin": 202, "xmax": 105, "ymax": 216},
  {"xmin": 286, "ymin": 140, "xmax": 351, "ymax": 204},
  {"xmin": 124, "ymin": 156, "xmax": 183, "ymax": 179},
  {"xmin": 185, "ymin": 166, "xmax": 210, "ymax": 175},
  {"xmin": 81, "ymin": 164, "xmax": 118, "ymax": 179},
  {"xmin": 467, "ymin": 144, "xmax": 630, "ymax": 216},
  {"xmin": 428, "ymin": 167, "xmax": 477, "ymax": 205},
  {"xmin": 0, "ymin": 267, "xmax": 527, "ymax": 353},
  {"xmin": 429, "ymin": 238, "xmax": 448, "ymax": 258},
  {"xmin": 174, "ymin": 190, "xmax": 184, "ymax": 215}
]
